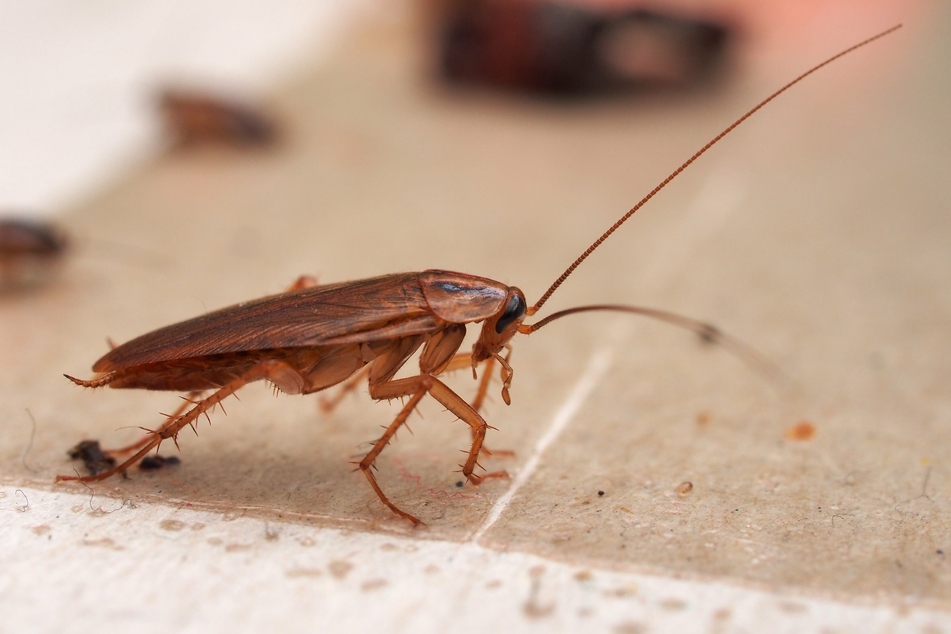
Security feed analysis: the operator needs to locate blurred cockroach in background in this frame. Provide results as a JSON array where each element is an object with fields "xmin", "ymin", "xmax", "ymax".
[
  {"xmin": 158, "ymin": 88, "xmax": 280, "ymax": 148},
  {"xmin": 0, "ymin": 217, "xmax": 69, "ymax": 291}
]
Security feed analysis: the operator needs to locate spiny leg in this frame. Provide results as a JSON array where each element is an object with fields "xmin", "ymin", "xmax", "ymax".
[
  {"xmin": 364, "ymin": 374, "xmax": 507, "ymax": 521},
  {"xmin": 105, "ymin": 391, "xmax": 205, "ymax": 457},
  {"xmin": 58, "ymin": 360, "xmax": 300, "ymax": 484},
  {"xmin": 357, "ymin": 388, "xmax": 429, "ymax": 525},
  {"xmin": 441, "ymin": 353, "xmax": 517, "ymax": 458}
]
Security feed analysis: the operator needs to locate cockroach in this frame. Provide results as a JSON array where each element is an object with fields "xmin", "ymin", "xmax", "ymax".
[
  {"xmin": 0, "ymin": 217, "xmax": 69, "ymax": 290},
  {"xmin": 59, "ymin": 26, "xmax": 900, "ymax": 525},
  {"xmin": 158, "ymin": 88, "xmax": 279, "ymax": 148}
]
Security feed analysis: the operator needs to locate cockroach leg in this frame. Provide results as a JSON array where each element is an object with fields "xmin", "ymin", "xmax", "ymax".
[
  {"xmin": 58, "ymin": 361, "xmax": 304, "ymax": 484},
  {"xmin": 286, "ymin": 275, "xmax": 319, "ymax": 292},
  {"xmin": 358, "ymin": 388, "xmax": 429, "ymax": 525},
  {"xmin": 365, "ymin": 373, "xmax": 508, "ymax": 523},
  {"xmin": 104, "ymin": 392, "xmax": 204, "ymax": 457},
  {"xmin": 469, "ymin": 355, "xmax": 495, "ymax": 414}
]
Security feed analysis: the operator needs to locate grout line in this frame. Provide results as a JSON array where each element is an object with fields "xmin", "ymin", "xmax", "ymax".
[{"xmin": 468, "ymin": 347, "xmax": 614, "ymax": 543}]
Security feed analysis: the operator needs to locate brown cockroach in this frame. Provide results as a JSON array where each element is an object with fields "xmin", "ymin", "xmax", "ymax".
[
  {"xmin": 59, "ymin": 26, "xmax": 900, "ymax": 525},
  {"xmin": 0, "ymin": 217, "xmax": 69, "ymax": 290},
  {"xmin": 158, "ymin": 88, "xmax": 279, "ymax": 148}
]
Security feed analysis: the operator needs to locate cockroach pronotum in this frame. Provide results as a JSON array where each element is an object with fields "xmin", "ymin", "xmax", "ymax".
[{"xmin": 59, "ymin": 26, "xmax": 900, "ymax": 525}]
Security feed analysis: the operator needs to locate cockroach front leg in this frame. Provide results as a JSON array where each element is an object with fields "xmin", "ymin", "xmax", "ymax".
[{"xmin": 361, "ymin": 373, "xmax": 507, "ymax": 525}]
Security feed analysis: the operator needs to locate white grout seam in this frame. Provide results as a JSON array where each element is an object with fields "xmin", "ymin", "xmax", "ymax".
[{"xmin": 469, "ymin": 347, "xmax": 614, "ymax": 543}]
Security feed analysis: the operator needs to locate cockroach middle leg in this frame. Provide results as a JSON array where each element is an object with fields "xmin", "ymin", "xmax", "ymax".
[
  {"xmin": 365, "ymin": 373, "xmax": 507, "ymax": 523},
  {"xmin": 358, "ymin": 388, "xmax": 429, "ymax": 525}
]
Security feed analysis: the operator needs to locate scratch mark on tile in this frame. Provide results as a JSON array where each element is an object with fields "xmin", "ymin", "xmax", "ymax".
[{"xmin": 469, "ymin": 347, "xmax": 613, "ymax": 543}]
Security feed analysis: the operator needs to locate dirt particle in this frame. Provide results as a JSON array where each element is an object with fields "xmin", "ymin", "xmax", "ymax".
[
  {"xmin": 361, "ymin": 578, "xmax": 388, "ymax": 592},
  {"xmin": 83, "ymin": 537, "xmax": 123, "ymax": 550},
  {"xmin": 574, "ymin": 570, "xmax": 593, "ymax": 582},
  {"xmin": 329, "ymin": 560, "xmax": 354, "ymax": 580},
  {"xmin": 286, "ymin": 567, "xmax": 322, "ymax": 578},
  {"xmin": 31, "ymin": 524, "xmax": 51, "ymax": 536},
  {"xmin": 785, "ymin": 420, "xmax": 816, "ymax": 441},
  {"xmin": 159, "ymin": 519, "xmax": 186, "ymax": 532},
  {"xmin": 712, "ymin": 607, "xmax": 731, "ymax": 621},
  {"xmin": 225, "ymin": 543, "xmax": 252, "ymax": 552},
  {"xmin": 605, "ymin": 584, "xmax": 638, "ymax": 598},
  {"xmin": 676, "ymin": 481, "xmax": 694, "ymax": 495}
]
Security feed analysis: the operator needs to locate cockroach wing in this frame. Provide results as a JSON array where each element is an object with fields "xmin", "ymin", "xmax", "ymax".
[
  {"xmin": 93, "ymin": 273, "xmax": 440, "ymax": 372},
  {"xmin": 418, "ymin": 270, "xmax": 509, "ymax": 323}
]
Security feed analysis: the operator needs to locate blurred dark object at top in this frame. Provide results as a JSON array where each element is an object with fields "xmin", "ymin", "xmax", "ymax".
[
  {"xmin": 159, "ymin": 89, "xmax": 280, "ymax": 149},
  {"xmin": 0, "ymin": 217, "xmax": 69, "ymax": 291},
  {"xmin": 436, "ymin": 0, "xmax": 732, "ymax": 97}
]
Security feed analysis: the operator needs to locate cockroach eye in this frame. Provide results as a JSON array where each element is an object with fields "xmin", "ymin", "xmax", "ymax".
[{"xmin": 495, "ymin": 294, "xmax": 526, "ymax": 334}]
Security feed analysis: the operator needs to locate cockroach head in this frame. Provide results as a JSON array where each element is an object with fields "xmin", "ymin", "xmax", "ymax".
[{"xmin": 472, "ymin": 287, "xmax": 527, "ymax": 361}]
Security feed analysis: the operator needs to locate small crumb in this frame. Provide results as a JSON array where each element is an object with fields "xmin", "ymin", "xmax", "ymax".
[
  {"xmin": 286, "ymin": 568, "xmax": 322, "ymax": 578},
  {"xmin": 329, "ymin": 560, "xmax": 354, "ymax": 580},
  {"xmin": 597, "ymin": 490, "xmax": 605, "ymax": 497},
  {"xmin": 784, "ymin": 420, "xmax": 816, "ymax": 441},
  {"xmin": 140, "ymin": 455, "xmax": 181, "ymax": 471},
  {"xmin": 676, "ymin": 481, "xmax": 694, "ymax": 495},
  {"xmin": 361, "ymin": 578, "xmax": 388, "ymax": 592},
  {"xmin": 224, "ymin": 543, "xmax": 252, "ymax": 553},
  {"xmin": 937, "ymin": 549, "xmax": 944, "ymax": 555}
]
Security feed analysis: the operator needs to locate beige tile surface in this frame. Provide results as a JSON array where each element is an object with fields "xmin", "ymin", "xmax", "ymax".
[{"xmin": 2, "ymin": 2, "xmax": 948, "ymax": 612}]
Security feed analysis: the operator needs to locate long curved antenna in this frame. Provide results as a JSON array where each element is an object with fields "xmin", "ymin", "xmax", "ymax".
[
  {"xmin": 528, "ymin": 24, "xmax": 902, "ymax": 316},
  {"xmin": 520, "ymin": 304, "xmax": 785, "ymax": 382}
]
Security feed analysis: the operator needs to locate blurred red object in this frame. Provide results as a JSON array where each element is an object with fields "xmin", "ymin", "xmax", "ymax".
[{"xmin": 435, "ymin": 0, "xmax": 733, "ymax": 96}]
